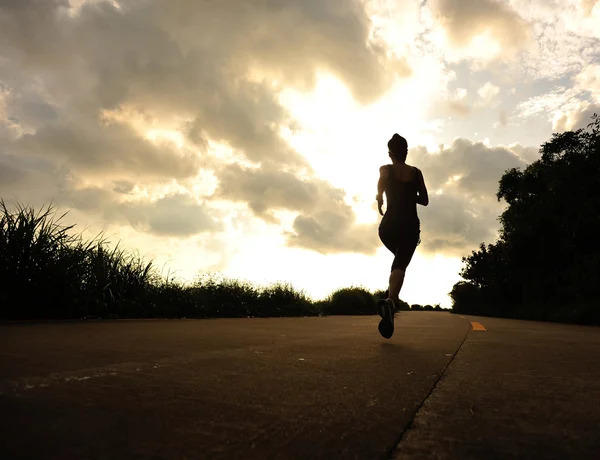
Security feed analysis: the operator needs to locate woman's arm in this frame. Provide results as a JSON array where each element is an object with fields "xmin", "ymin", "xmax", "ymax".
[
  {"xmin": 416, "ymin": 168, "xmax": 429, "ymax": 206},
  {"xmin": 376, "ymin": 165, "xmax": 389, "ymax": 216}
]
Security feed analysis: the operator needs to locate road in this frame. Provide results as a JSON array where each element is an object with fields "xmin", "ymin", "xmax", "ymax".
[{"xmin": 1, "ymin": 312, "xmax": 599, "ymax": 459}]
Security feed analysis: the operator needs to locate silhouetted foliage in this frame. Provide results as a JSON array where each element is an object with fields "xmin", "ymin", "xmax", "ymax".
[
  {"xmin": 396, "ymin": 299, "xmax": 411, "ymax": 311},
  {"xmin": 323, "ymin": 287, "xmax": 376, "ymax": 315},
  {"xmin": 451, "ymin": 114, "xmax": 600, "ymax": 325},
  {"xmin": 1, "ymin": 201, "xmax": 427, "ymax": 320}
]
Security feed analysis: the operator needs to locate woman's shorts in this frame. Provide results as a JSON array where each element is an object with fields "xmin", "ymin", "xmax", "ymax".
[{"xmin": 378, "ymin": 219, "xmax": 420, "ymax": 272}]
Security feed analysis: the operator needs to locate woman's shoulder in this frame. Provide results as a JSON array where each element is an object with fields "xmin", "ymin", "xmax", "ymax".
[
  {"xmin": 406, "ymin": 164, "xmax": 422, "ymax": 176},
  {"xmin": 379, "ymin": 164, "xmax": 393, "ymax": 175}
]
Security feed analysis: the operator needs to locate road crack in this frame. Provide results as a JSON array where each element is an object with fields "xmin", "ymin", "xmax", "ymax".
[{"xmin": 386, "ymin": 322, "xmax": 472, "ymax": 459}]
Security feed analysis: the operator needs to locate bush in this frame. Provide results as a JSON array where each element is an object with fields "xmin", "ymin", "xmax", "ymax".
[
  {"xmin": 0, "ymin": 201, "xmax": 441, "ymax": 320},
  {"xmin": 322, "ymin": 287, "xmax": 377, "ymax": 315}
]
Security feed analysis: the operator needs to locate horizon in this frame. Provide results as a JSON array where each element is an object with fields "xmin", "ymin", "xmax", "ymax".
[{"xmin": 1, "ymin": 0, "xmax": 599, "ymax": 307}]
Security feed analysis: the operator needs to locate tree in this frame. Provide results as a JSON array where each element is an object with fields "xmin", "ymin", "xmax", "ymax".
[{"xmin": 451, "ymin": 114, "xmax": 600, "ymax": 324}]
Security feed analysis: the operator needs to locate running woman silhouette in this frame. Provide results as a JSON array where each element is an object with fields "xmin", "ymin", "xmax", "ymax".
[{"xmin": 376, "ymin": 134, "xmax": 429, "ymax": 338}]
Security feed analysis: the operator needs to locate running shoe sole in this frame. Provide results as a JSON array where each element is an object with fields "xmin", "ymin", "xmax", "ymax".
[{"xmin": 378, "ymin": 298, "xmax": 394, "ymax": 339}]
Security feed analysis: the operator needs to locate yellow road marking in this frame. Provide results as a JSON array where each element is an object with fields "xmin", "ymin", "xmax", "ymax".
[{"xmin": 470, "ymin": 321, "xmax": 486, "ymax": 331}]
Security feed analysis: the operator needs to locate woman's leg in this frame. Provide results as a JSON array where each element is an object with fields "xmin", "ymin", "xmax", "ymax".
[
  {"xmin": 388, "ymin": 232, "xmax": 419, "ymax": 304},
  {"xmin": 388, "ymin": 269, "xmax": 405, "ymax": 304},
  {"xmin": 378, "ymin": 223, "xmax": 396, "ymax": 319}
]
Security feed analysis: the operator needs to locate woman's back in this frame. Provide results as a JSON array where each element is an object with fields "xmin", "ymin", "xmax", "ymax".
[{"xmin": 384, "ymin": 164, "xmax": 420, "ymax": 223}]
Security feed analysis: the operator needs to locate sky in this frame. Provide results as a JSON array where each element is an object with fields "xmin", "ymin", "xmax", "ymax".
[{"xmin": 1, "ymin": 0, "xmax": 599, "ymax": 307}]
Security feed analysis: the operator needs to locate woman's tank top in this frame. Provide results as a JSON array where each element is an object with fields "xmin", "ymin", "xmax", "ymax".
[{"xmin": 384, "ymin": 164, "xmax": 420, "ymax": 224}]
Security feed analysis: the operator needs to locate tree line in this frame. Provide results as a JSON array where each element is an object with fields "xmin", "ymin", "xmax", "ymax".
[{"xmin": 451, "ymin": 114, "xmax": 600, "ymax": 325}]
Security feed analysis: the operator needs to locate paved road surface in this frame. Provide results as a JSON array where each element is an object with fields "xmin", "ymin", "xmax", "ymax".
[{"xmin": 1, "ymin": 312, "xmax": 599, "ymax": 459}]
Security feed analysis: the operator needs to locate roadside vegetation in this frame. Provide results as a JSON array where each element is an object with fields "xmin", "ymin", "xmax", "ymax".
[
  {"xmin": 0, "ymin": 201, "xmax": 441, "ymax": 321},
  {"xmin": 451, "ymin": 114, "xmax": 600, "ymax": 325}
]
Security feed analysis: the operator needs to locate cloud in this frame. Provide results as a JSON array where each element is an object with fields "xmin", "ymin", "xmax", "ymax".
[
  {"xmin": 552, "ymin": 101, "xmax": 600, "ymax": 131},
  {"xmin": 563, "ymin": 0, "xmax": 600, "ymax": 39},
  {"xmin": 516, "ymin": 65, "xmax": 600, "ymax": 129},
  {"xmin": 14, "ymin": 117, "xmax": 201, "ymax": 179},
  {"xmin": 507, "ymin": 1, "xmax": 600, "ymax": 80},
  {"xmin": 1, "ymin": 0, "xmax": 405, "ymax": 157},
  {"xmin": 132, "ymin": 194, "xmax": 220, "ymax": 237},
  {"xmin": 419, "ymin": 192, "xmax": 502, "ymax": 254},
  {"xmin": 476, "ymin": 82, "xmax": 501, "ymax": 106},
  {"xmin": 0, "ymin": 149, "xmax": 219, "ymax": 238},
  {"xmin": 156, "ymin": 0, "xmax": 409, "ymax": 103},
  {"xmin": 576, "ymin": 64, "xmax": 600, "ymax": 101},
  {"xmin": 214, "ymin": 137, "xmax": 536, "ymax": 256},
  {"xmin": 428, "ymin": 0, "xmax": 532, "ymax": 60},
  {"xmin": 404, "ymin": 138, "xmax": 533, "ymax": 254},
  {"xmin": 0, "ymin": 150, "xmax": 68, "ymax": 207},
  {"xmin": 4, "ymin": 0, "xmax": 591, "ymax": 270},
  {"xmin": 57, "ymin": 187, "xmax": 221, "ymax": 237},
  {"xmin": 446, "ymin": 87, "xmax": 471, "ymax": 116},
  {"xmin": 0, "ymin": 0, "xmax": 409, "ymax": 252},
  {"xmin": 215, "ymin": 164, "xmax": 329, "ymax": 216},
  {"xmin": 411, "ymin": 138, "xmax": 528, "ymax": 196},
  {"xmin": 215, "ymin": 163, "xmax": 379, "ymax": 254},
  {"xmin": 507, "ymin": 143, "xmax": 540, "ymax": 163},
  {"xmin": 515, "ymin": 86, "xmax": 582, "ymax": 120},
  {"xmin": 288, "ymin": 214, "xmax": 377, "ymax": 255},
  {"xmin": 548, "ymin": 65, "xmax": 600, "ymax": 130}
]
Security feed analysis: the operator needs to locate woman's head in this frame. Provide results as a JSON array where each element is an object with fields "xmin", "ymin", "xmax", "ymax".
[{"xmin": 388, "ymin": 134, "xmax": 408, "ymax": 162}]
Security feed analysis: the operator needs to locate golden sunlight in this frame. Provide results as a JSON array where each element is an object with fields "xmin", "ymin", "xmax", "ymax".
[{"xmin": 145, "ymin": 129, "xmax": 185, "ymax": 149}]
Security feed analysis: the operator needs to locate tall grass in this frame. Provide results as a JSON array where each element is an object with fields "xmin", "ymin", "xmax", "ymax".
[{"xmin": 0, "ymin": 201, "xmax": 422, "ymax": 320}]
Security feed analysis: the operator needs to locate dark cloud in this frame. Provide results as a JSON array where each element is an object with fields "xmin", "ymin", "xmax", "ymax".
[
  {"xmin": 403, "ymin": 139, "xmax": 532, "ymax": 253},
  {"xmin": 419, "ymin": 192, "xmax": 503, "ymax": 255},
  {"xmin": 1, "ymin": 0, "xmax": 405, "ymax": 173},
  {"xmin": 410, "ymin": 138, "xmax": 527, "ymax": 198},
  {"xmin": 151, "ymin": 0, "xmax": 408, "ymax": 103},
  {"xmin": 15, "ymin": 118, "xmax": 201, "ymax": 179},
  {"xmin": 0, "ymin": 150, "xmax": 67, "ymax": 207},
  {"xmin": 288, "ymin": 214, "xmax": 377, "ymax": 255},
  {"xmin": 215, "ymin": 163, "xmax": 338, "ymax": 215},
  {"xmin": 3, "ymin": 89, "xmax": 58, "ymax": 130},
  {"xmin": 58, "ymin": 186, "xmax": 220, "ymax": 237},
  {"xmin": 0, "ymin": 152, "xmax": 220, "ymax": 236},
  {"xmin": 138, "ymin": 194, "xmax": 220, "ymax": 237}
]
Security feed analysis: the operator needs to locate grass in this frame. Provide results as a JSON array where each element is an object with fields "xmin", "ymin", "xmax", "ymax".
[{"xmin": 1, "ymin": 201, "xmax": 439, "ymax": 321}]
